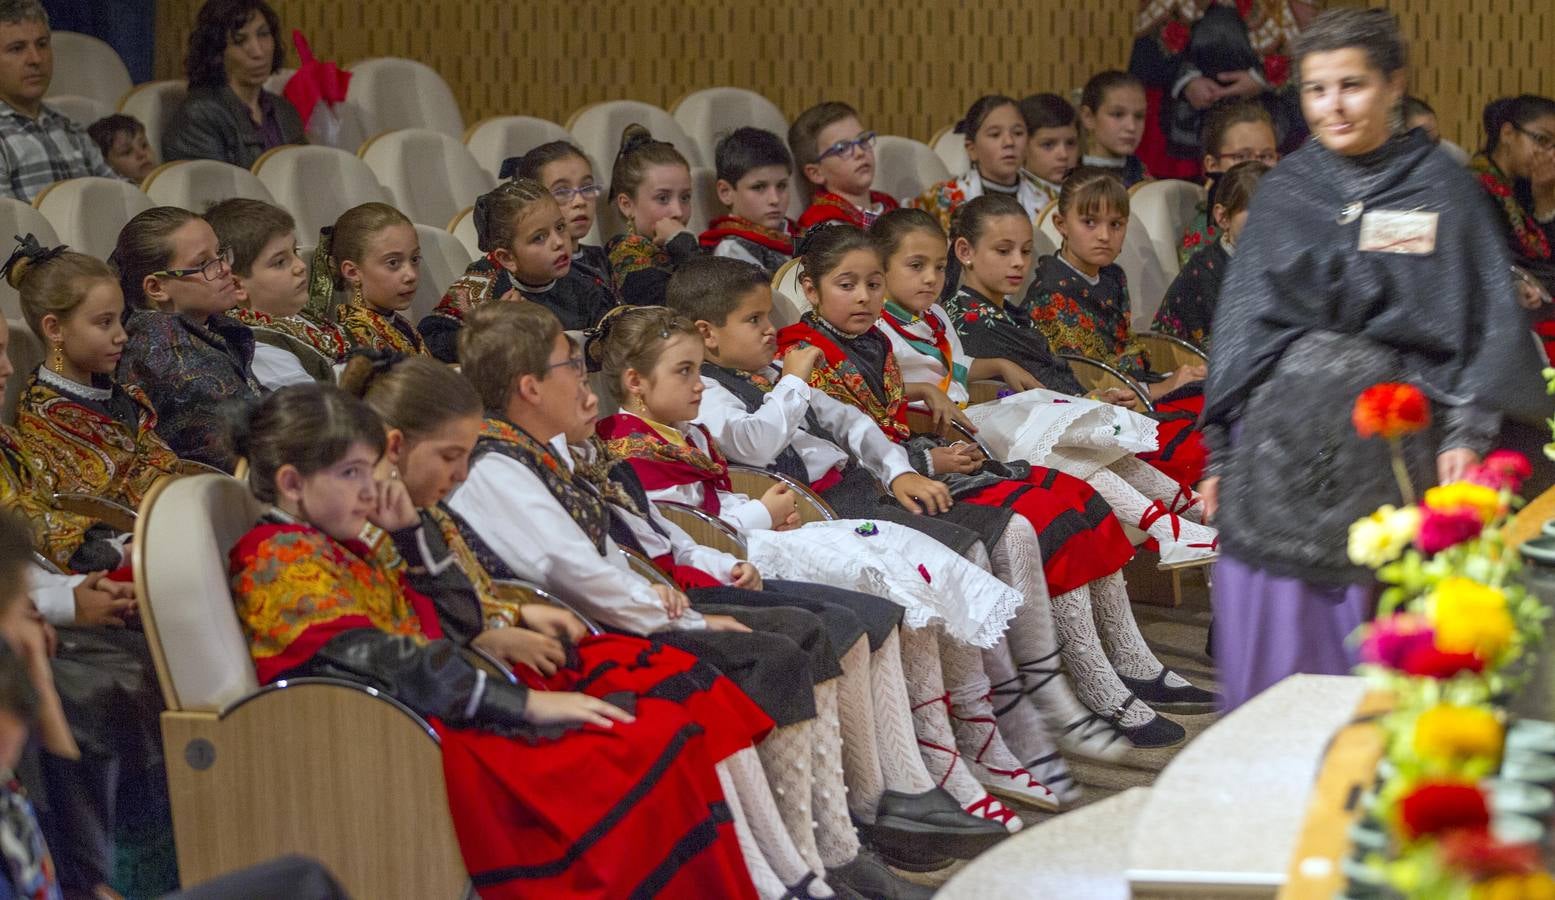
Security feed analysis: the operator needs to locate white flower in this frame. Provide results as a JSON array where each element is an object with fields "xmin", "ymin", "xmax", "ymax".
[{"xmin": 1347, "ymin": 504, "xmax": 1422, "ymax": 569}]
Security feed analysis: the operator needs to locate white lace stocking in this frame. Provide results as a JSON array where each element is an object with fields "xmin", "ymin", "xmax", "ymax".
[
  {"xmin": 936, "ymin": 629, "xmax": 1030, "ymax": 773},
  {"xmin": 1086, "ymin": 466, "xmax": 1217, "ymax": 548},
  {"xmin": 1091, "ymin": 570, "xmax": 1170, "ymax": 681},
  {"xmin": 717, "ymin": 760, "xmax": 793, "ymax": 899},
  {"xmin": 1049, "ymin": 584, "xmax": 1154, "ymax": 727},
  {"xmin": 756, "ymin": 722, "xmax": 825, "ymax": 874},
  {"xmin": 868, "ymin": 630, "xmax": 938, "ymax": 796},
  {"xmin": 835, "ymin": 637, "xmax": 885, "ymax": 820},
  {"xmin": 1110, "ymin": 455, "xmax": 1203, "ymax": 522},
  {"xmin": 811, "ymin": 681, "xmax": 862, "ymax": 868},
  {"xmin": 725, "ymin": 747, "xmax": 828, "ymax": 891},
  {"xmin": 896, "ymin": 623, "xmax": 990, "ymax": 805},
  {"xmin": 980, "ymin": 518, "xmax": 1061, "ymax": 763}
]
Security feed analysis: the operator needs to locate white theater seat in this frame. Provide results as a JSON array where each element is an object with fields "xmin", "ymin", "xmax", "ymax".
[
  {"xmin": 671, "ymin": 87, "xmax": 787, "ymax": 170},
  {"xmin": 448, "ymin": 205, "xmax": 480, "ymax": 258},
  {"xmin": 689, "ymin": 166, "xmax": 720, "ymax": 234},
  {"xmin": 33, "ymin": 177, "xmax": 153, "ymax": 259},
  {"xmin": 873, "ymin": 135, "xmax": 950, "ymax": 206},
  {"xmin": 251, "ymin": 145, "xmax": 392, "ymax": 243},
  {"xmin": 47, "ymin": 32, "xmax": 132, "ymax": 110},
  {"xmin": 930, "ymin": 124, "xmax": 970, "ymax": 176},
  {"xmin": 1129, "ymin": 179, "xmax": 1205, "ymax": 279},
  {"xmin": 0, "ymin": 200, "xmax": 59, "ymax": 320},
  {"xmin": 117, "ymin": 80, "xmax": 188, "ymax": 162},
  {"xmin": 141, "ymin": 159, "xmax": 276, "ymax": 213},
  {"xmin": 2, "ymin": 319, "xmax": 42, "ymax": 426},
  {"xmin": 463, "ymin": 115, "xmax": 572, "ymax": 181},
  {"xmin": 567, "ymin": 100, "xmax": 706, "ymax": 174},
  {"xmin": 769, "ymin": 258, "xmax": 809, "ymax": 329},
  {"xmin": 1117, "ymin": 210, "xmax": 1171, "ymax": 329},
  {"xmin": 411, "ymin": 224, "xmax": 474, "ymax": 325},
  {"xmin": 347, "ymin": 57, "xmax": 464, "ymax": 139},
  {"xmin": 47, "ymin": 94, "xmax": 111, "ymax": 129},
  {"xmin": 359, "ymin": 129, "xmax": 495, "ymax": 228}
]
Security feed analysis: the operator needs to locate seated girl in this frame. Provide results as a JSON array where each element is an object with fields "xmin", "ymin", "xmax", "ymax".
[
  {"xmin": 1023, "ymin": 168, "xmax": 1209, "ymax": 486},
  {"xmin": 1078, "ymin": 72, "xmax": 1151, "ymax": 187},
  {"xmin": 1153, "ymin": 160, "xmax": 1268, "ymax": 350},
  {"xmin": 227, "ymin": 382, "xmax": 766, "ymax": 899},
  {"xmin": 111, "ymin": 207, "xmax": 262, "ymax": 471},
  {"xmin": 779, "ymin": 224, "xmax": 1210, "ymax": 749},
  {"xmin": 1177, "ymin": 99, "xmax": 1278, "ymax": 267},
  {"xmin": 876, "ymin": 204, "xmax": 1219, "ymax": 569},
  {"xmin": 312, "ymin": 203, "xmax": 427, "ymax": 356},
  {"xmin": 8, "ymin": 238, "xmax": 180, "ymax": 509},
  {"xmin": 914, "ymin": 95, "xmax": 1047, "ymax": 232},
  {"xmin": 605, "ymin": 125, "xmax": 702, "ymax": 306},
  {"xmin": 507, "ymin": 140, "xmax": 615, "ymax": 296},
  {"xmin": 422, "ymin": 178, "xmax": 615, "ymax": 361}
]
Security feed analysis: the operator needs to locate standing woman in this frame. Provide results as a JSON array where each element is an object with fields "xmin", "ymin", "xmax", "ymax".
[{"xmin": 1201, "ymin": 9, "xmax": 1547, "ymax": 713}]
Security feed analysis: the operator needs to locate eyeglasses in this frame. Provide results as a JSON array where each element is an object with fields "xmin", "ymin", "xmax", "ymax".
[
  {"xmin": 817, "ymin": 131, "xmax": 877, "ymax": 163},
  {"xmin": 547, "ymin": 355, "xmax": 586, "ymax": 377},
  {"xmin": 1515, "ymin": 123, "xmax": 1555, "ymax": 153},
  {"xmin": 551, "ymin": 184, "xmax": 604, "ymax": 203},
  {"xmin": 151, "ymin": 246, "xmax": 234, "ymax": 282},
  {"xmin": 1216, "ymin": 150, "xmax": 1280, "ymax": 165}
]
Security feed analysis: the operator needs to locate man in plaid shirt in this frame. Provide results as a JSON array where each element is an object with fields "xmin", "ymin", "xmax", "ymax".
[{"xmin": 0, "ymin": 0, "xmax": 118, "ymax": 202}]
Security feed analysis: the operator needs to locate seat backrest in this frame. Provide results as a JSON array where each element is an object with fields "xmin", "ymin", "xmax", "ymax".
[
  {"xmin": 567, "ymin": 100, "xmax": 706, "ymax": 173},
  {"xmin": 33, "ymin": 177, "xmax": 154, "ymax": 259},
  {"xmin": 47, "ymin": 32, "xmax": 132, "ymax": 110},
  {"xmin": 1030, "ymin": 224, "xmax": 1057, "ymax": 260},
  {"xmin": 448, "ymin": 205, "xmax": 480, "ymax": 257},
  {"xmin": 134, "ymin": 473, "xmax": 266, "ymax": 713},
  {"xmin": 360, "ymin": 129, "xmax": 495, "ymax": 228},
  {"xmin": 689, "ymin": 165, "xmax": 720, "ymax": 234},
  {"xmin": 141, "ymin": 159, "xmax": 277, "ymax": 213},
  {"xmin": 0, "ymin": 201, "xmax": 59, "ymax": 320},
  {"xmin": 47, "ymin": 94, "xmax": 112, "ymax": 129},
  {"xmin": 347, "ymin": 57, "xmax": 464, "ymax": 139},
  {"xmin": 117, "ymin": 80, "xmax": 188, "ymax": 162},
  {"xmin": 463, "ymin": 115, "xmax": 572, "ymax": 181},
  {"xmin": 1129, "ymin": 179, "xmax": 1204, "ymax": 280},
  {"xmin": 411, "ymin": 224, "xmax": 474, "ymax": 325},
  {"xmin": 1117, "ymin": 210, "xmax": 1171, "ymax": 330},
  {"xmin": 2, "ymin": 319, "xmax": 42, "ymax": 427},
  {"xmin": 770, "ymin": 258, "xmax": 808, "ymax": 329},
  {"xmin": 1035, "ymin": 198, "xmax": 1061, "ymax": 249},
  {"xmin": 251, "ymin": 145, "xmax": 392, "ymax": 243},
  {"xmin": 930, "ymin": 124, "xmax": 970, "ymax": 176},
  {"xmin": 873, "ymin": 135, "xmax": 950, "ymax": 206},
  {"xmin": 671, "ymin": 88, "xmax": 787, "ymax": 172}
]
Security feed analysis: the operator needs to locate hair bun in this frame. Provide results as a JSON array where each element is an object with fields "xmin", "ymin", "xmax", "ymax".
[
  {"xmin": 338, "ymin": 348, "xmax": 405, "ymax": 397},
  {"xmin": 618, "ymin": 123, "xmax": 657, "ymax": 158},
  {"xmin": 498, "ymin": 155, "xmax": 522, "ymax": 180},
  {"xmin": 1, "ymin": 234, "xmax": 68, "ymax": 289}
]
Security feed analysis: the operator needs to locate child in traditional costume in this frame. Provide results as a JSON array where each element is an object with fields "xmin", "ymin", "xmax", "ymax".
[
  {"xmin": 1018, "ymin": 94, "xmax": 1080, "ymax": 208},
  {"xmin": 422, "ymin": 179, "xmax": 615, "ymax": 361},
  {"xmin": 790, "ymin": 103, "xmax": 897, "ymax": 231},
  {"xmin": 605, "ymin": 125, "xmax": 703, "ymax": 307},
  {"xmin": 208, "ymin": 198, "xmax": 348, "ymax": 385},
  {"xmin": 1154, "ymin": 160, "xmax": 1267, "ymax": 350},
  {"xmin": 111, "ymin": 208, "xmax": 261, "ymax": 471},
  {"xmin": 701, "ymin": 127, "xmax": 797, "ymax": 276},
  {"xmin": 506, "ymin": 140, "xmax": 615, "ymax": 296},
  {"xmin": 313, "ymin": 203, "xmax": 427, "ymax": 356},
  {"xmin": 914, "ymin": 95, "xmax": 1045, "ymax": 233},
  {"xmin": 1079, "ymin": 72, "xmax": 1152, "ymax": 188},
  {"xmin": 1176, "ymin": 99, "xmax": 1278, "ymax": 267}
]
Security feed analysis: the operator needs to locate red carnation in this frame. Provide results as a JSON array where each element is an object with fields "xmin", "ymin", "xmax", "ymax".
[
  {"xmin": 1398, "ymin": 781, "xmax": 1491, "ymax": 841},
  {"xmin": 1416, "ymin": 507, "xmax": 1484, "ymax": 555},
  {"xmin": 1162, "ymin": 20, "xmax": 1190, "ymax": 54},
  {"xmin": 1400, "ymin": 645, "xmax": 1486, "ymax": 679},
  {"xmin": 1353, "ymin": 383, "xmax": 1430, "ymax": 440},
  {"xmin": 1438, "ymin": 829, "xmax": 1541, "ymax": 879},
  {"xmin": 1262, "ymin": 54, "xmax": 1290, "ymax": 86}
]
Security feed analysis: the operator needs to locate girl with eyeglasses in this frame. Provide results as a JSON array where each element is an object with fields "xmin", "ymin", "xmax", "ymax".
[
  {"xmin": 1178, "ymin": 99, "xmax": 1280, "ymax": 266},
  {"xmin": 110, "ymin": 206, "xmax": 262, "ymax": 471},
  {"xmin": 508, "ymin": 140, "xmax": 616, "ymax": 298},
  {"xmin": 421, "ymin": 178, "xmax": 616, "ymax": 362},
  {"xmin": 1472, "ymin": 94, "xmax": 1555, "ymax": 310}
]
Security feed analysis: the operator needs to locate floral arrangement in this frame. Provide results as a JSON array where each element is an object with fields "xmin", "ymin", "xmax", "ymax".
[{"xmin": 1344, "ymin": 382, "xmax": 1554, "ymax": 898}]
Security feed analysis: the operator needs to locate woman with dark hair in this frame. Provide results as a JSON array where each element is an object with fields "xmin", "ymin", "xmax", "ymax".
[
  {"xmin": 1471, "ymin": 94, "xmax": 1555, "ymax": 299},
  {"xmin": 1201, "ymin": 8, "xmax": 1547, "ymax": 712},
  {"xmin": 163, "ymin": 0, "xmax": 304, "ymax": 167}
]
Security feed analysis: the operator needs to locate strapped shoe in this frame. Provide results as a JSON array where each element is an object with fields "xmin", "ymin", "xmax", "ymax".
[
  {"xmin": 1120, "ymin": 669, "xmax": 1220, "ymax": 714},
  {"xmin": 827, "ymin": 847, "xmax": 938, "ymax": 900},
  {"xmin": 864, "ymin": 787, "xmax": 1009, "ymax": 859},
  {"xmin": 1101, "ymin": 695, "xmax": 1186, "ymax": 749},
  {"xmin": 1139, "ymin": 499, "xmax": 1219, "ymax": 570}
]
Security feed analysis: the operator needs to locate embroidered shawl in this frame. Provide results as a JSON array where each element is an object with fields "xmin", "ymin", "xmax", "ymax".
[
  {"xmin": 879, "ymin": 301, "xmax": 966, "ymax": 396},
  {"xmin": 698, "ymin": 215, "xmax": 795, "ymax": 255},
  {"xmin": 337, "ymin": 302, "xmax": 428, "ymax": 356},
  {"xmin": 940, "ymin": 285, "xmax": 1086, "ymax": 396},
  {"xmin": 470, "ymin": 417, "xmax": 611, "ymax": 554},
  {"xmin": 605, "ymin": 232, "xmax": 670, "ymax": 298},
  {"xmin": 1472, "ymin": 153, "xmax": 1552, "ymax": 263},
  {"xmin": 0, "ymin": 425, "xmax": 93, "ymax": 570},
  {"xmin": 596, "ymin": 413, "xmax": 731, "ymax": 515},
  {"xmin": 1023, "ymin": 254, "xmax": 1151, "ymax": 377},
  {"xmin": 796, "ymin": 191, "xmax": 900, "ymax": 231},
  {"xmin": 227, "ymin": 307, "xmax": 349, "ymax": 363},
  {"xmin": 1153, "ymin": 239, "xmax": 1228, "ymax": 350},
  {"xmin": 777, "ymin": 314, "xmax": 911, "ymax": 442}
]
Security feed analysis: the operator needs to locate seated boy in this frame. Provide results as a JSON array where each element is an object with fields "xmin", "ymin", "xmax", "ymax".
[
  {"xmin": 789, "ymin": 102, "xmax": 898, "ymax": 231},
  {"xmin": 699, "ymin": 127, "xmax": 796, "ymax": 276},
  {"xmin": 207, "ymin": 198, "xmax": 348, "ymax": 386},
  {"xmin": 86, "ymin": 114, "xmax": 157, "ymax": 182}
]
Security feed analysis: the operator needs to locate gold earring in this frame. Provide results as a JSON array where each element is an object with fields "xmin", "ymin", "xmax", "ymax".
[
  {"xmin": 51, "ymin": 345, "xmax": 63, "ymax": 373},
  {"xmin": 352, "ymin": 282, "xmax": 364, "ymax": 307}
]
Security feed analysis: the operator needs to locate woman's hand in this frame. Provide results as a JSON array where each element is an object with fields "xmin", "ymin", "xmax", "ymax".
[
  {"xmin": 929, "ymin": 444, "xmax": 981, "ymax": 476},
  {"xmin": 731, "ymin": 562, "xmax": 763, "ymax": 590},
  {"xmin": 759, "ymin": 483, "xmax": 801, "ymax": 530},
  {"xmin": 997, "ymin": 361, "xmax": 1044, "ymax": 393},
  {"xmin": 1199, "ymin": 476, "xmax": 1219, "ymax": 524},
  {"xmin": 524, "ymin": 691, "xmax": 636, "ymax": 728},
  {"xmin": 1183, "ymin": 76, "xmax": 1224, "ymax": 110},
  {"xmin": 73, "ymin": 572, "xmax": 137, "ymax": 627},
  {"xmin": 1215, "ymin": 68, "xmax": 1264, "ymax": 99},
  {"xmin": 703, "ymin": 614, "xmax": 753, "ymax": 633},
  {"xmin": 1437, "ymin": 448, "xmax": 1480, "ymax": 485},
  {"xmin": 652, "ymin": 584, "xmax": 690, "ymax": 619},
  {"xmin": 370, "ymin": 474, "xmax": 420, "ymax": 532},
  {"xmin": 518, "ymin": 604, "xmax": 588, "ymax": 643},
  {"xmin": 472, "ymin": 628, "xmax": 567, "ymax": 677},
  {"xmin": 890, "ymin": 472, "xmax": 953, "ymax": 514}
]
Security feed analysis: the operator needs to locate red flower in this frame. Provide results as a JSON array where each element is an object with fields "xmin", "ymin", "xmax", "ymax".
[
  {"xmin": 1353, "ymin": 383, "xmax": 1430, "ymax": 439},
  {"xmin": 1262, "ymin": 54, "xmax": 1290, "ymax": 86},
  {"xmin": 1398, "ymin": 781, "xmax": 1491, "ymax": 841},
  {"xmin": 1468, "ymin": 450, "xmax": 1533, "ymax": 493},
  {"xmin": 1400, "ymin": 645, "xmax": 1486, "ymax": 679},
  {"xmin": 1360, "ymin": 613, "xmax": 1434, "ymax": 669},
  {"xmin": 964, "ymin": 311, "xmax": 980, "ymax": 324},
  {"xmin": 1438, "ymin": 828, "xmax": 1541, "ymax": 878},
  {"xmin": 1416, "ymin": 508, "xmax": 1484, "ymax": 555},
  {"xmin": 1162, "ymin": 20, "xmax": 1190, "ymax": 54}
]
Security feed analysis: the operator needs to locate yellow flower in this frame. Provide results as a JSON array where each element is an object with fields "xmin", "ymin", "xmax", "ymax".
[
  {"xmin": 1412, "ymin": 704, "xmax": 1504, "ymax": 764},
  {"xmin": 1422, "ymin": 482, "xmax": 1503, "ymax": 523},
  {"xmin": 1475, "ymin": 872, "xmax": 1555, "ymax": 900},
  {"xmin": 1347, "ymin": 504, "xmax": 1422, "ymax": 568},
  {"xmin": 1428, "ymin": 578, "xmax": 1515, "ymax": 660}
]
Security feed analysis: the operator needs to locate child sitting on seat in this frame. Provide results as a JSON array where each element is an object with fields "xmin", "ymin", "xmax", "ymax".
[
  {"xmin": 1079, "ymin": 71, "xmax": 1151, "ymax": 187},
  {"xmin": 1018, "ymin": 94, "xmax": 1080, "ymax": 207},
  {"xmin": 315, "ymin": 203, "xmax": 427, "ymax": 356},
  {"xmin": 1154, "ymin": 159, "xmax": 1268, "ymax": 349},
  {"xmin": 700, "ymin": 127, "xmax": 797, "ymax": 276},
  {"xmin": 915, "ymin": 95, "xmax": 1043, "ymax": 232},
  {"xmin": 86, "ymin": 114, "xmax": 156, "ymax": 182},
  {"xmin": 791, "ymin": 102, "xmax": 896, "ymax": 231},
  {"xmin": 507, "ymin": 140, "xmax": 615, "ymax": 296},
  {"xmin": 605, "ymin": 125, "xmax": 701, "ymax": 306},
  {"xmin": 1178, "ymin": 99, "xmax": 1278, "ymax": 266}
]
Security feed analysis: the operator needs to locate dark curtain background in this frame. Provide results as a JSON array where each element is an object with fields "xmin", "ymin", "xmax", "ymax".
[{"xmin": 42, "ymin": 0, "xmax": 155, "ymax": 83}]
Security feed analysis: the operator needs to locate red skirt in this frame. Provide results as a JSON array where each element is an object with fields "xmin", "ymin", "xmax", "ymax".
[
  {"xmin": 439, "ymin": 635, "xmax": 767, "ymax": 899},
  {"xmin": 961, "ymin": 469, "xmax": 1135, "ymax": 595},
  {"xmin": 1139, "ymin": 394, "xmax": 1207, "ymax": 487}
]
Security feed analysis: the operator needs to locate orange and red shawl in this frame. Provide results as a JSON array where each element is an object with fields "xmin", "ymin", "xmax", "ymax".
[
  {"xmin": 777, "ymin": 318, "xmax": 911, "ymax": 442},
  {"xmin": 596, "ymin": 414, "xmax": 731, "ymax": 515},
  {"xmin": 796, "ymin": 191, "xmax": 899, "ymax": 231}
]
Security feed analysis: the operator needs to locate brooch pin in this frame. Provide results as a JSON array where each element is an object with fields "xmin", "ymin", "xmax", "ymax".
[
  {"xmin": 917, "ymin": 564, "xmax": 932, "ymax": 584},
  {"xmin": 854, "ymin": 522, "xmax": 879, "ymax": 537},
  {"xmin": 1338, "ymin": 201, "xmax": 1364, "ymax": 225}
]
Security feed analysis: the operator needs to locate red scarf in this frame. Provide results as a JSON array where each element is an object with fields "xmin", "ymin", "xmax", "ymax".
[
  {"xmin": 777, "ymin": 318, "xmax": 911, "ymax": 442},
  {"xmin": 595, "ymin": 414, "xmax": 732, "ymax": 515},
  {"xmin": 878, "ymin": 303, "xmax": 957, "ymax": 395},
  {"xmin": 796, "ymin": 191, "xmax": 900, "ymax": 230},
  {"xmin": 697, "ymin": 215, "xmax": 795, "ymax": 254}
]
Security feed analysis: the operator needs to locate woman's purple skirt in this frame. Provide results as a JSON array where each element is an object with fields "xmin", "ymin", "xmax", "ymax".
[{"xmin": 1210, "ymin": 553, "xmax": 1375, "ymax": 713}]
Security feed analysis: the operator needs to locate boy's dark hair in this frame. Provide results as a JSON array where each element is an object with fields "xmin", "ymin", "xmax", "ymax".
[
  {"xmin": 666, "ymin": 256, "xmax": 770, "ymax": 326},
  {"xmin": 205, "ymin": 198, "xmax": 296, "ymax": 277},
  {"xmin": 715, "ymin": 127, "xmax": 793, "ymax": 186},
  {"xmin": 0, "ymin": 510, "xmax": 33, "ymax": 612},
  {"xmin": 1019, "ymin": 93, "xmax": 1076, "ymax": 133},
  {"xmin": 0, "ymin": 645, "xmax": 37, "ymax": 723},
  {"xmin": 86, "ymin": 114, "xmax": 145, "ymax": 160}
]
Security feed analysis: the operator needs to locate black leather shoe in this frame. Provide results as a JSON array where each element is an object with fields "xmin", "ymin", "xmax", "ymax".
[
  {"xmin": 864, "ymin": 788, "xmax": 1008, "ymax": 859},
  {"xmin": 828, "ymin": 847, "xmax": 938, "ymax": 899},
  {"xmin": 1120, "ymin": 669, "xmax": 1221, "ymax": 713}
]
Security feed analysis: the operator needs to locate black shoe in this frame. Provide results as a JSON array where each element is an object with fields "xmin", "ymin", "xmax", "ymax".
[
  {"xmin": 1121, "ymin": 669, "xmax": 1221, "ymax": 713},
  {"xmin": 864, "ymin": 788, "xmax": 1008, "ymax": 859},
  {"xmin": 828, "ymin": 847, "xmax": 938, "ymax": 899},
  {"xmin": 1106, "ymin": 696, "xmax": 1186, "ymax": 749}
]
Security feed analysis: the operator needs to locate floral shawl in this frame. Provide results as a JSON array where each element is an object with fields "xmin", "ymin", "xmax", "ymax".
[
  {"xmin": 227, "ymin": 307, "xmax": 349, "ymax": 363},
  {"xmin": 777, "ymin": 313, "xmax": 911, "ymax": 442},
  {"xmin": 1023, "ymin": 254, "xmax": 1151, "ymax": 377},
  {"xmin": 1471, "ymin": 153, "xmax": 1552, "ymax": 263},
  {"xmin": 469, "ymin": 417, "xmax": 610, "ymax": 554},
  {"xmin": 0, "ymin": 425, "xmax": 93, "ymax": 570},
  {"xmin": 337, "ymin": 302, "xmax": 428, "ymax": 356},
  {"xmin": 796, "ymin": 191, "xmax": 900, "ymax": 231},
  {"xmin": 596, "ymin": 413, "xmax": 732, "ymax": 515}
]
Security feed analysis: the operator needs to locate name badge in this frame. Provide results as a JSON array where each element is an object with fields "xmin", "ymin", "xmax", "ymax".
[{"xmin": 1358, "ymin": 210, "xmax": 1439, "ymax": 255}]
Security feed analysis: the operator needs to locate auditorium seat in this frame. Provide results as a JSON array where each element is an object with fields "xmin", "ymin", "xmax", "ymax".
[
  {"xmin": 671, "ymin": 87, "xmax": 788, "ymax": 170},
  {"xmin": 411, "ymin": 224, "xmax": 475, "ymax": 324},
  {"xmin": 1129, "ymin": 179, "xmax": 1205, "ymax": 280},
  {"xmin": 930, "ymin": 123, "xmax": 970, "ymax": 175},
  {"xmin": 141, "ymin": 160, "xmax": 277, "ymax": 212},
  {"xmin": 47, "ymin": 94, "xmax": 112, "ymax": 129},
  {"xmin": 1036, "ymin": 198, "xmax": 1061, "ymax": 247},
  {"xmin": 690, "ymin": 166, "xmax": 721, "ymax": 233},
  {"xmin": 347, "ymin": 57, "xmax": 465, "ymax": 139},
  {"xmin": 33, "ymin": 177, "xmax": 154, "ymax": 259},
  {"xmin": 463, "ymin": 115, "xmax": 572, "ymax": 181},
  {"xmin": 47, "ymin": 32, "xmax": 132, "ymax": 111},
  {"xmin": 567, "ymin": 99, "xmax": 707, "ymax": 173},
  {"xmin": 1116, "ymin": 210, "xmax": 1171, "ymax": 329},
  {"xmin": 447, "ymin": 205, "xmax": 480, "ymax": 258},
  {"xmin": 359, "ymin": 128, "xmax": 495, "ymax": 228},
  {"xmin": 117, "ymin": 80, "xmax": 188, "ymax": 162},
  {"xmin": 2, "ymin": 319, "xmax": 42, "ymax": 426},
  {"xmin": 768, "ymin": 258, "xmax": 808, "ymax": 329},
  {"xmin": 0, "ymin": 200, "xmax": 60, "ymax": 320},
  {"xmin": 872, "ymin": 135, "xmax": 950, "ymax": 205},
  {"xmin": 251, "ymin": 145, "xmax": 392, "ymax": 243}
]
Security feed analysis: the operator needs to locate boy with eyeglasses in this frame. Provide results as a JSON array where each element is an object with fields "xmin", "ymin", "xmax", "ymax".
[
  {"xmin": 699, "ymin": 127, "xmax": 798, "ymax": 276},
  {"xmin": 789, "ymin": 102, "xmax": 896, "ymax": 230}
]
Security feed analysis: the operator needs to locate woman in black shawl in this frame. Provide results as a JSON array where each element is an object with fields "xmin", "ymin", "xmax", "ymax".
[{"xmin": 1200, "ymin": 8, "xmax": 1548, "ymax": 713}]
